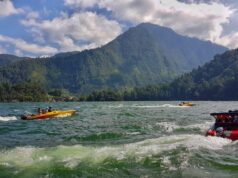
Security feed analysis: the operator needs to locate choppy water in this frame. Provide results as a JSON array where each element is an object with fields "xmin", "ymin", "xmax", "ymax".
[{"xmin": 0, "ymin": 101, "xmax": 238, "ymax": 178}]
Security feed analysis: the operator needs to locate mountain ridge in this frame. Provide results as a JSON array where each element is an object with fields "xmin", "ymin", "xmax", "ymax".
[
  {"xmin": 115, "ymin": 48, "xmax": 238, "ymax": 101},
  {"xmin": 0, "ymin": 54, "xmax": 27, "ymax": 67},
  {"xmin": 169, "ymin": 48, "xmax": 238, "ymax": 100},
  {"xmin": 0, "ymin": 23, "xmax": 227, "ymax": 94}
]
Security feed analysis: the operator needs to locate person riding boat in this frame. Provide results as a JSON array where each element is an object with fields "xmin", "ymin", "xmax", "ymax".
[
  {"xmin": 37, "ymin": 108, "xmax": 42, "ymax": 114},
  {"xmin": 48, "ymin": 106, "xmax": 52, "ymax": 112}
]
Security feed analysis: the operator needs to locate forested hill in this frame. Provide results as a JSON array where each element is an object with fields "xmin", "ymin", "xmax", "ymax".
[
  {"xmin": 168, "ymin": 48, "xmax": 238, "ymax": 100},
  {"xmin": 92, "ymin": 48, "xmax": 238, "ymax": 101},
  {"xmin": 0, "ymin": 23, "xmax": 227, "ymax": 94},
  {"xmin": 0, "ymin": 54, "xmax": 26, "ymax": 67}
]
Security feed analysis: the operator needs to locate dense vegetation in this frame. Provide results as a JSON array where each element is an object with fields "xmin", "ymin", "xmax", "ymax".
[
  {"xmin": 0, "ymin": 23, "xmax": 226, "ymax": 95},
  {"xmin": 168, "ymin": 49, "xmax": 238, "ymax": 100},
  {"xmin": 0, "ymin": 54, "xmax": 25, "ymax": 67},
  {"xmin": 0, "ymin": 82, "xmax": 48, "ymax": 102},
  {"xmin": 84, "ymin": 49, "xmax": 238, "ymax": 101},
  {"xmin": 1, "ymin": 48, "xmax": 237, "ymax": 102}
]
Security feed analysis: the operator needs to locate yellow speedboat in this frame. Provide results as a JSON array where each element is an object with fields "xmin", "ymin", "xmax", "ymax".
[
  {"xmin": 179, "ymin": 102, "xmax": 196, "ymax": 107},
  {"xmin": 21, "ymin": 110, "xmax": 77, "ymax": 120}
]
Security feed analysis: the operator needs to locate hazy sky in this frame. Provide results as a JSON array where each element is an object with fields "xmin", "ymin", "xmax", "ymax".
[{"xmin": 0, "ymin": 0, "xmax": 237, "ymax": 56}]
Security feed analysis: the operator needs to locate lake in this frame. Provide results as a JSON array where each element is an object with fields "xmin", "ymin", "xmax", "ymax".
[{"xmin": 0, "ymin": 101, "xmax": 237, "ymax": 177}]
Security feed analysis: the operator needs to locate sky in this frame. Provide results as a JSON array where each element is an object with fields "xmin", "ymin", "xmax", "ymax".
[{"xmin": 0, "ymin": 0, "xmax": 238, "ymax": 57}]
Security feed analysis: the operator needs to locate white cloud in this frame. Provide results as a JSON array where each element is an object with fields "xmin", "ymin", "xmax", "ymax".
[
  {"xmin": 177, "ymin": 0, "xmax": 221, "ymax": 4},
  {"xmin": 218, "ymin": 32, "xmax": 238, "ymax": 49},
  {"xmin": 0, "ymin": 35, "xmax": 58, "ymax": 55},
  {"xmin": 14, "ymin": 49, "xmax": 23, "ymax": 56},
  {"xmin": 26, "ymin": 11, "xmax": 39, "ymax": 19},
  {"xmin": 21, "ymin": 11, "xmax": 122, "ymax": 52},
  {"xmin": 0, "ymin": 0, "xmax": 23, "ymax": 17},
  {"xmin": 0, "ymin": 45, "xmax": 6, "ymax": 53},
  {"xmin": 64, "ymin": 0, "xmax": 98, "ymax": 8},
  {"xmin": 64, "ymin": 0, "xmax": 236, "ymax": 48},
  {"xmin": 106, "ymin": 0, "xmax": 233, "ymax": 45}
]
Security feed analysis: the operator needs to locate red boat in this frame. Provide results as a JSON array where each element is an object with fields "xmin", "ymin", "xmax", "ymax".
[{"xmin": 206, "ymin": 110, "xmax": 238, "ymax": 140}]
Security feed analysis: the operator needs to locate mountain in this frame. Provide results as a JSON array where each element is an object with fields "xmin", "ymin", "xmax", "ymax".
[
  {"xmin": 0, "ymin": 23, "xmax": 227, "ymax": 94},
  {"xmin": 0, "ymin": 54, "xmax": 25, "ymax": 67},
  {"xmin": 167, "ymin": 48, "xmax": 238, "ymax": 100},
  {"xmin": 112, "ymin": 48, "xmax": 238, "ymax": 101}
]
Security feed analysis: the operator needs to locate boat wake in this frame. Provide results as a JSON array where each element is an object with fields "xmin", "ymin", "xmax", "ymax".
[
  {"xmin": 130, "ymin": 104, "xmax": 189, "ymax": 108},
  {"xmin": 0, "ymin": 116, "xmax": 18, "ymax": 122},
  {"xmin": 0, "ymin": 134, "xmax": 231, "ymax": 170},
  {"xmin": 157, "ymin": 121, "xmax": 214, "ymax": 133}
]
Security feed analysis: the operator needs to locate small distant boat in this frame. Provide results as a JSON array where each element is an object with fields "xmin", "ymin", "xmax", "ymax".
[
  {"xmin": 179, "ymin": 102, "xmax": 196, "ymax": 107},
  {"xmin": 21, "ymin": 110, "xmax": 77, "ymax": 120},
  {"xmin": 206, "ymin": 110, "xmax": 238, "ymax": 141}
]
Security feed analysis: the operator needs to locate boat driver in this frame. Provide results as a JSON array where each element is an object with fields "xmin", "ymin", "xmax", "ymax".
[{"xmin": 48, "ymin": 106, "xmax": 52, "ymax": 112}]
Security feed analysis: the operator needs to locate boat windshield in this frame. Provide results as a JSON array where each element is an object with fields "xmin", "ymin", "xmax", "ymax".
[
  {"xmin": 215, "ymin": 118, "xmax": 238, "ymax": 131},
  {"xmin": 216, "ymin": 117, "xmax": 238, "ymax": 123}
]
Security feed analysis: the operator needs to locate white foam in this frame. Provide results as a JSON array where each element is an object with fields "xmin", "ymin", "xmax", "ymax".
[
  {"xmin": 160, "ymin": 104, "xmax": 190, "ymax": 108},
  {"xmin": 130, "ymin": 104, "xmax": 186, "ymax": 108},
  {"xmin": 0, "ymin": 116, "xmax": 17, "ymax": 122},
  {"xmin": 131, "ymin": 105, "xmax": 162, "ymax": 108},
  {"xmin": 185, "ymin": 121, "xmax": 214, "ymax": 132},
  {"xmin": 0, "ymin": 147, "xmax": 36, "ymax": 167},
  {"xmin": 161, "ymin": 156, "xmax": 178, "ymax": 171},
  {"xmin": 107, "ymin": 103, "xmax": 190, "ymax": 109},
  {"xmin": 126, "ymin": 132, "xmax": 140, "ymax": 135},
  {"xmin": 0, "ymin": 162, "xmax": 10, "ymax": 167},
  {"xmin": 156, "ymin": 122, "xmax": 179, "ymax": 132},
  {"xmin": 0, "ymin": 134, "xmax": 231, "ymax": 169},
  {"xmin": 108, "ymin": 104, "xmax": 124, "ymax": 108},
  {"xmin": 157, "ymin": 121, "xmax": 214, "ymax": 133},
  {"xmin": 38, "ymin": 156, "xmax": 50, "ymax": 161}
]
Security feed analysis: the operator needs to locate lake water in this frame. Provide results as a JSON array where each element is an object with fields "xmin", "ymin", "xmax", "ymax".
[{"xmin": 0, "ymin": 101, "xmax": 238, "ymax": 177}]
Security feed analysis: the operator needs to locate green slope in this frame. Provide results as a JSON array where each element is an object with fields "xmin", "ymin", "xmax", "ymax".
[
  {"xmin": 168, "ymin": 48, "xmax": 238, "ymax": 100},
  {"xmin": 0, "ymin": 23, "xmax": 227, "ymax": 94},
  {"xmin": 112, "ymin": 48, "xmax": 238, "ymax": 101},
  {"xmin": 0, "ymin": 54, "xmax": 25, "ymax": 67}
]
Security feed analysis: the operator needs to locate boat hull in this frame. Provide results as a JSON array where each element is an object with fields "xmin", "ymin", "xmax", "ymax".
[
  {"xmin": 179, "ymin": 103, "xmax": 196, "ymax": 107},
  {"xmin": 206, "ymin": 129, "xmax": 238, "ymax": 141},
  {"xmin": 207, "ymin": 110, "xmax": 238, "ymax": 141},
  {"xmin": 21, "ymin": 110, "xmax": 77, "ymax": 120}
]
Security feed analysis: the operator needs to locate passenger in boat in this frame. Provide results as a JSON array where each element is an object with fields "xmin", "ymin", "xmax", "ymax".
[
  {"xmin": 216, "ymin": 118, "xmax": 225, "ymax": 123},
  {"xmin": 37, "ymin": 108, "xmax": 42, "ymax": 114},
  {"xmin": 216, "ymin": 127, "xmax": 224, "ymax": 136},
  {"xmin": 229, "ymin": 118, "xmax": 234, "ymax": 123},
  {"xmin": 42, "ymin": 109, "xmax": 47, "ymax": 114},
  {"xmin": 48, "ymin": 106, "xmax": 52, "ymax": 112},
  {"xmin": 216, "ymin": 118, "xmax": 221, "ymax": 123},
  {"xmin": 233, "ymin": 117, "xmax": 238, "ymax": 122},
  {"xmin": 229, "ymin": 110, "xmax": 238, "ymax": 113}
]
